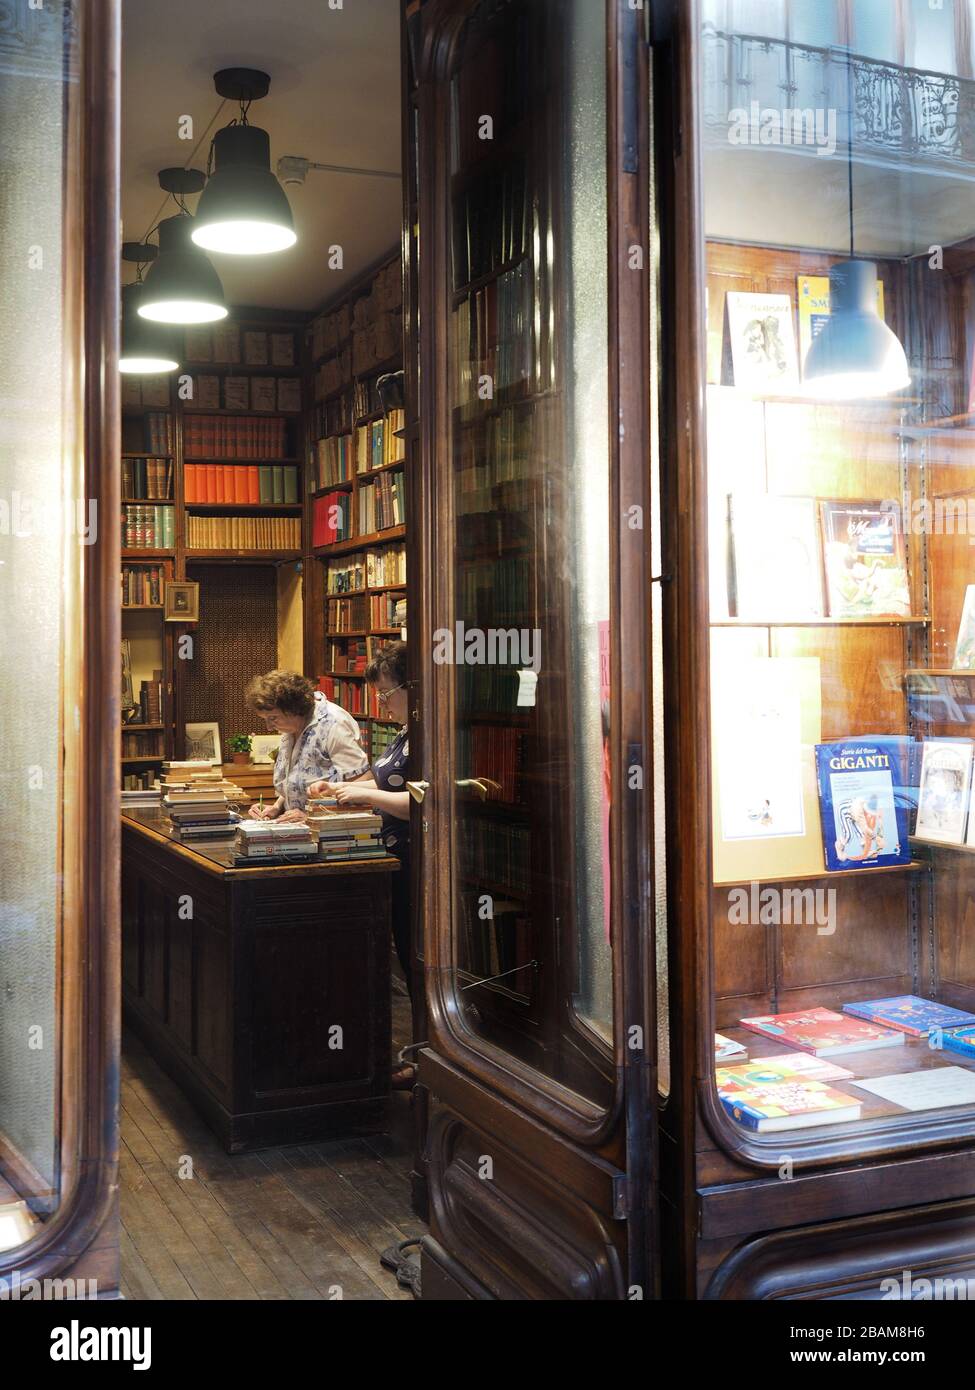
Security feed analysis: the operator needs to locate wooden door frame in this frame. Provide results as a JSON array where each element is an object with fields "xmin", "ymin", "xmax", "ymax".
[
  {"xmin": 410, "ymin": 0, "xmax": 657, "ymax": 1290},
  {"xmin": 0, "ymin": 0, "xmax": 121, "ymax": 1289}
]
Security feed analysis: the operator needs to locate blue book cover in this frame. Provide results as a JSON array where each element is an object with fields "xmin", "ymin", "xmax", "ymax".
[
  {"xmin": 943, "ymin": 1026, "xmax": 975, "ymax": 1060},
  {"xmin": 843, "ymin": 995, "xmax": 975, "ymax": 1038},
  {"xmin": 815, "ymin": 739, "xmax": 912, "ymax": 871}
]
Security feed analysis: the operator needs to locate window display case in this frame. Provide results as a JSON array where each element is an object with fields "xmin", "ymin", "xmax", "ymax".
[{"xmin": 660, "ymin": 0, "xmax": 975, "ymax": 1298}]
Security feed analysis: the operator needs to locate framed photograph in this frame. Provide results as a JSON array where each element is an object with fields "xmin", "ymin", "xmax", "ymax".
[
  {"xmin": 164, "ymin": 580, "xmax": 200, "ymax": 623},
  {"xmin": 251, "ymin": 733, "xmax": 282, "ymax": 765},
  {"xmin": 185, "ymin": 721, "xmax": 222, "ymax": 765}
]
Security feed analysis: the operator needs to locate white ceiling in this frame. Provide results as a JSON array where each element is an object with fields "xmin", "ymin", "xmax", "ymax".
[{"xmin": 121, "ymin": 0, "xmax": 403, "ymax": 314}]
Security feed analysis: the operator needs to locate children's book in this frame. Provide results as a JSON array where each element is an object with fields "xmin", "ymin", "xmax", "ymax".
[
  {"xmin": 726, "ymin": 292, "xmax": 800, "ymax": 393},
  {"xmin": 740, "ymin": 1007, "xmax": 904, "ymax": 1057},
  {"xmin": 942, "ymin": 1026, "xmax": 975, "ymax": 1061},
  {"xmin": 820, "ymin": 501, "xmax": 911, "ymax": 619},
  {"xmin": 842, "ymin": 995, "xmax": 975, "ymax": 1038},
  {"xmin": 714, "ymin": 1033, "xmax": 748, "ymax": 1062},
  {"xmin": 815, "ymin": 739, "xmax": 911, "ymax": 872},
  {"xmin": 915, "ymin": 738, "xmax": 973, "ymax": 845},
  {"xmin": 716, "ymin": 1052, "xmax": 855, "ymax": 1087},
  {"xmin": 718, "ymin": 1076, "xmax": 862, "ymax": 1132}
]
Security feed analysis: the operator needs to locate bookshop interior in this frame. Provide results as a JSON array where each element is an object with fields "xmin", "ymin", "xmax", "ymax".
[{"xmin": 14, "ymin": 0, "xmax": 975, "ymax": 1308}]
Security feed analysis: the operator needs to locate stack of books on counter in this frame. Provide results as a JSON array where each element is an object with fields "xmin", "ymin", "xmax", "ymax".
[
  {"xmin": 120, "ymin": 786, "xmax": 161, "ymax": 807},
  {"xmin": 306, "ymin": 807, "xmax": 386, "ymax": 861},
  {"xmin": 162, "ymin": 762, "xmax": 244, "ymax": 840},
  {"xmin": 234, "ymin": 821, "xmax": 318, "ymax": 861}
]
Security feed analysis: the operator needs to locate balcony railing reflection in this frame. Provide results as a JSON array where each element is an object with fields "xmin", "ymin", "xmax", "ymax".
[{"xmin": 703, "ymin": 24, "xmax": 975, "ymax": 170}]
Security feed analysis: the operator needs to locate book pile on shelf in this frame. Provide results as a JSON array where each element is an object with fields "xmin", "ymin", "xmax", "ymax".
[
  {"xmin": 122, "ymin": 730, "xmax": 163, "ymax": 759},
  {"xmin": 184, "ymin": 464, "xmax": 299, "ymax": 505},
  {"xmin": 183, "ymin": 414, "xmax": 290, "ymax": 460},
  {"xmin": 121, "ymin": 504, "xmax": 174, "ymax": 550},
  {"xmin": 161, "ymin": 761, "xmax": 245, "ymax": 841},
  {"xmin": 371, "ymin": 592, "xmax": 406, "ymax": 630},
  {"xmin": 122, "ymin": 457, "xmax": 173, "ymax": 501},
  {"xmin": 366, "ymin": 545, "xmax": 406, "ymax": 587},
  {"xmin": 121, "ymin": 563, "xmax": 164, "ymax": 607},
  {"xmin": 121, "ymin": 781, "xmax": 161, "ymax": 801},
  {"xmin": 459, "ymin": 819, "xmax": 530, "ymax": 897},
  {"xmin": 133, "ymin": 670, "xmax": 163, "ymax": 724},
  {"xmin": 453, "ymin": 261, "xmax": 534, "ymax": 411},
  {"xmin": 354, "ymin": 414, "xmax": 406, "ymax": 473},
  {"xmin": 144, "ymin": 412, "xmax": 175, "ymax": 454},
  {"xmin": 121, "ymin": 376, "xmax": 170, "ymax": 409},
  {"xmin": 306, "ymin": 806, "xmax": 386, "ymax": 861},
  {"xmin": 326, "ymin": 557, "xmax": 366, "ymax": 594},
  {"xmin": 308, "ymin": 302, "xmax": 351, "ymax": 364},
  {"xmin": 312, "ymin": 491, "xmax": 352, "ymax": 547},
  {"xmin": 316, "ymin": 434, "xmax": 353, "ymax": 487},
  {"xmin": 186, "ymin": 515, "xmax": 301, "ymax": 551},
  {"xmin": 326, "ymin": 593, "xmax": 369, "ymax": 633},
  {"xmin": 357, "ymin": 468, "xmax": 405, "ymax": 534},
  {"xmin": 188, "ymin": 373, "xmax": 301, "ymax": 413},
  {"xmin": 350, "ymin": 259, "xmax": 402, "ymax": 376},
  {"xmin": 184, "ymin": 324, "xmax": 296, "ymax": 368},
  {"xmin": 456, "ymin": 725, "xmax": 522, "ymax": 804},
  {"xmin": 234, "ymin": 820, "xmax": 317, "ymax": 861},
  {"xmin": 315, "ymin": 348, "xmax": 352, "ymax": 400},
  {"xmin": 714, "ymin": 997, "xmax": 975, "ymax": 1132},
  {"xmin": 327, "ymin": 637, "xmax": 368, "ymax": 673}
]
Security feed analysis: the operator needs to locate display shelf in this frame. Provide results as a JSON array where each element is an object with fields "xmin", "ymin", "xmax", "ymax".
[
  {"xmin": 313, "ymin": 524, "xmax": 406, "ymax": 557},
  {"xmin": 905, "ymin": 668, "xmax": 975, "ymax": 678},
  {"xmin": 714, "ymin": 861, "xmax": 930, "ymax": 890},
  {"xmin": 184, "ymin": 503, "xmax": 302, "ymax": 512},
  {"xmin": 712, "ymin": 616, "xmax": 930, "ymax": 628},
  {"xmin": 121, "ymin": 549, "xmax": 175, "ymax": 559},
  {"xmin": 184, "ymin": 549, "xmax": 302, "ymax": 561},
  {"xmin": 184, "ymin": 455, "xmax": 301, "ymax": 465}
]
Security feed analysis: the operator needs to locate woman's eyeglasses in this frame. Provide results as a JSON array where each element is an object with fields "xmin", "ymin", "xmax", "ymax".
[{"xmin": 376, "ymin": 683, "xmax": 405, "ymax": 705}]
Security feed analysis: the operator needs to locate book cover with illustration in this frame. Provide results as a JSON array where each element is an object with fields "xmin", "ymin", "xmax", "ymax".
[
  {"xmin": 718, "ymin": 1076, "xmax": 862, "ymax": 1132},
  {"xmin": 915, "ymin": 738, "xmax": 974, "ymax": 845},
  {"xmin": 819, "ymin": 501, "xmax": 911, "ymax": 618},
  {"xmin": 726, "ymin": 292, "xmax": 800, "ymax": 393},
  {"xmin": 740, "ymin": 1007, "xmax": 905, "ymax": 1057},
  {"xmin": 715, "ymin": 1033, "xmax": 748, "ymax": 1061},
  {"xmin": 942, "ymin": 1026, "xmax": 975, "ymax": 1061},
  {"xmin": 842, "ymin": 995, "xmax": 975, "ymax": 1038},
  {"xmin": 716, "ymin": 1052, "xmax": 855, "ymax": 1088},
  {"xmin": 815, "ymin": 739, "xmax": 911, "ymax": 872}
]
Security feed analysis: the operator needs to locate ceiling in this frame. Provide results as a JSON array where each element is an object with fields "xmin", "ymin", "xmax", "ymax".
[{"xmin": 121, "ymin": 0, "xmax": 403, "ymax": 314}]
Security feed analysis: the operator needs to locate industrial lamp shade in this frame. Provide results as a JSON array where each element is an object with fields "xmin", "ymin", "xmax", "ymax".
[
  {"xmin": 191, "ymin": 125, "xmax": 297, "ymax": 256},
  {"xmin": 803, "ymin": 259, "xmax": 911, "ymax": 400},
  {"xmin": 119, "ymin": 283, "xmax": 179, "ymax": 373},
  {"xmin": 138, "ymin": 214, "xmax": 228, "ymax": 324}
]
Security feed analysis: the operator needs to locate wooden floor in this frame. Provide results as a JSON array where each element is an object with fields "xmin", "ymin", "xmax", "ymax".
[{"xmin": 120, "ymin": 985, "xmax": 425, "ymax": 1300}]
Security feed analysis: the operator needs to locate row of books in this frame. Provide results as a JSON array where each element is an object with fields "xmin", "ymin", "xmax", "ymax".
[
  {"xmin": 311, "ymin": 393, "xmax": 354, "ymax": 441},
  {"xmin": 122, "ymin": 504, "xmax": 174, "ymax": 550},
  {"xmin": 315, "ymin": 415, "xmax": 406, "ymax": 484},
  {"xmin": 121, "ymin": 563, "xmax": 165, "ymax": 607},
  {"xmin": 326, "ymin": 556, "xmax": 366, "ymax": 594},
  {"xmin": 459, "ymin": 556, "xmax": 532, "ymax": 627},
  {"xmin": 327, "ymin": 637, "xmax": 369, "ymax": 674},
  {"xmin": 183, "ymin": 414, "xmax": 291, "ymax": 460},
  {"xmin": 456, "ymin": 401, "xmax": 544, "ymax": 492},
  {"xmin": 452, "ymin": 157, "xmax": 529, "ymax": 290},
  {"xmin": 371, "ymin": 592, "xmax": 406, "ymax": 630},
  {"xmin": 185, "ymin": 515, "xmax": 301, "ymax": 551},
  {"xmin": 122, "ymin": 772, "xmax": 159, "ymax": 791},
  {"xmin": 715, "ymin": 997, "xmax": 975, "ymax": 1133},
  {"xmin": 326, "ymin": 593, "xmax": 369, "ymax": 632},
  {"xmin": 367, "ymin": 545, "xmax": 406, "ymax": 589},
  {"xmin": 121, "ymin": 377, "xmax": 170, "ymax": 409},
  {"xmin": 184, "ymin": 464, "xmax": 299, "ymax": 506},
  {"xmin": 144, "ymin": 412, "xmax": 175, "ymax": 455},
  {"xmin": 122, "ymin": 457, "xmax": 173, "ymax": 501},
  {"xmin": 188, "ymin": 374, "xmax": 301, "ymax": 413},
  {"xmin": 359, "ymin": 469, "xmax": 406, "ymax": 532},
  {"xmin": 184, "ymin": 325, "xmax": 296, "ymax": 367},
  {"xmin": 716, "ymin": 496, "xmax": 911, "ymax": 622},
  {"xmin": 370, "ymin": 722, "xmax": 400, "ymax": 760},
  {"xmin": 135, "ymin": 672, "xmax": 163, "ymax": 725},
  {"xmin": 458, "ymin": 818, "xmax": 531, "ymax": 898},
  {"xmin": 458, "ymin": 891, "xmax": 533, "ymax": 990},
  {"xmin": 456, "ymin": 724, "xmax": 523, "ymax": 805},
  {"xmin": 315, "ymin": 434, "xmax": 354, "ymax": 488},
  {"xmin": 453, "ymin": 260, "xmax": 534, "ymax": 410},
  {"xmin": 312, "ymin": 492, "xmax": 352, "ymax": 547},
  {"xmin": 122, "ymin": 731, "xmax": 164, "ymax": 758},
  {"xmin": 353, "ymin": 375, "xmax": 386, "ymax": 423},
  {"xmin": 317, "ymin": 675, "xmax": 384, "ymax": 718}
]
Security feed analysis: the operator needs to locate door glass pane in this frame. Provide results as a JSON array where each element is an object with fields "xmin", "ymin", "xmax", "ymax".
[
  {"xmin": 0, "ymin": 0, "xmax": 81, "ymax": 1250},
  {"xmin": 445, "ymin": 0, "xmax": 613, "ymax": 1107},
  {"xmin": 702, "ymin": 0, "xmax": 975, "ymax": 1150}
]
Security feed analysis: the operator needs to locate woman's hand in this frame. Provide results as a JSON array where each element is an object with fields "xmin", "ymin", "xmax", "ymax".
[
  {"xmin": 248, "ymin": 802, "xmax": 271, "ymax": 820},
  {"xmin": 277, "ymin": 809, "xmax": 308, "ymax": 824},
  {"xmin": 306, "ymin": 778, "xmax": 337, "ymax": 799},
  {"xmin": 332, "ymin": 782, "xmax": 373, "ymax": 807}
]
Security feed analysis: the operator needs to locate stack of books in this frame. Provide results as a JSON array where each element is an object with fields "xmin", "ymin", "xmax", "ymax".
[
  {"xmin": 306, "ymin": 808, "xmax": 386, "ymax": 861},
  {"xmin": 234, "ymin": 821, "xmax": 318, "ymax": 861},
  {"xmin": 161, "ymin": 762, "xmax": 244, "ymax": 840},
  {"xmin": 121, "ymin": 786, "xmax": 161, "ymax": 807}
]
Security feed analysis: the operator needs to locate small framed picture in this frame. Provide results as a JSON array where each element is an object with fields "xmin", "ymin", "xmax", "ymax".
[
  {"xmin": 164, "ymin": 580, "xmax": 200, "ymax": 623},
  {"xmin": 251, "ymin": 733, "xmax": 282, "ymax": 765},
  {"xmin": 185, "ymin": 722, "xmax": 222, "ymax": 765}
]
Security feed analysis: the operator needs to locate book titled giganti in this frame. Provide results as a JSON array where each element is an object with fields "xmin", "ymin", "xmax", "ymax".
[{"xmin": 815, "ymin": 739, "xmax": 911, "ymax": 872}]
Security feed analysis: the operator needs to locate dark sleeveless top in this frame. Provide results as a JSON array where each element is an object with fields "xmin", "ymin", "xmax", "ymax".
[{"xmin": 371, "ymin": 727, "xmax": 410, "ymax": 861}]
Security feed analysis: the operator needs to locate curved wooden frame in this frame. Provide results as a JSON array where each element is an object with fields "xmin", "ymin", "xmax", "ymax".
[
  {"xmin": 0, "ymin": 0, "xmax": 121, "ymax": 1284},
  {"xmin": 415, "ymin": 0, "xmax": 656, "ymax": 1166}
]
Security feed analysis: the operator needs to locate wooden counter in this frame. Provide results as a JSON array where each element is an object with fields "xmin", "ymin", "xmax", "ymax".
[{"xmin": 121, "ymin": 808, "xmax": 399, "ymax": 1152}]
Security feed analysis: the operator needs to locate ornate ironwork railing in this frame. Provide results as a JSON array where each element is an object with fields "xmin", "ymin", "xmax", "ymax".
[{"xmin": 702, "ymin": 25, "xmax": 975, "ymax": 170}]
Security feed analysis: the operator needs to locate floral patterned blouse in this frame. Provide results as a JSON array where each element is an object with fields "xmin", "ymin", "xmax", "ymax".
[{"xmin": 273, "ymin": 692, "xmax": 368, "ymax": 811}]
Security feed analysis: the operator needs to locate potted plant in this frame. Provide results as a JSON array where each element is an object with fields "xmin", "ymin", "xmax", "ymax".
[{"xmin": 228, "ymin": 733, "xmax": 253, "ymax": 766}]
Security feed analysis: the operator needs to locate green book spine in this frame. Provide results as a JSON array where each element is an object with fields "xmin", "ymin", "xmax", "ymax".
[
  {"xmin": 258, "ymin": 465, "xmax": 273, "ymax": 503},
  {"xmin": 272, "ymin": 466, "xmax": 284, "ymax": 504},
  {"xmin": 283, "ymin": 466, "xmax": 298, "ymax": 505}
]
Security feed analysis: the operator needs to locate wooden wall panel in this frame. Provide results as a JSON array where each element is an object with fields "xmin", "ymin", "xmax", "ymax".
[{"xmin": 770, "ymin": 627, "xmax": 906, "ymax": 740}]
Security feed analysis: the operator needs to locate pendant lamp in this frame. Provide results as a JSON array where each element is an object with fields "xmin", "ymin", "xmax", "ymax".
[
  {"xmin": 191, "ymin": 69, "xmax": 296, "ymax": 256},
  {"xmin": 138, "ymin": 212, "xmax": 228, "ymax": 324},
  {"xmin": 803, "ymin": 50, "xmax": 910, "ymax": 400},
  {"xmin": 119, "ymin": 252, "xmax": 179, "ymax": 374}
]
